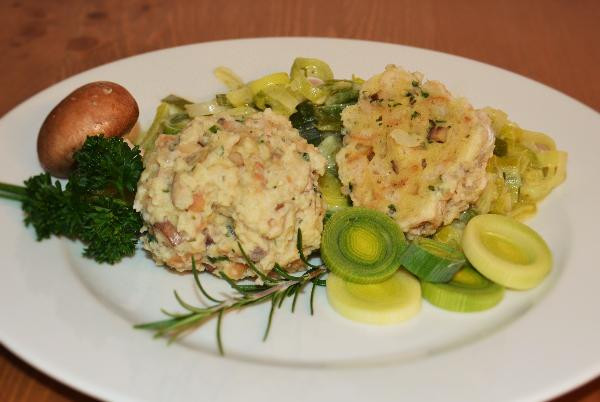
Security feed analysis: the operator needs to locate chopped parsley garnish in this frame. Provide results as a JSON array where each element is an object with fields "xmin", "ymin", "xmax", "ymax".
[
  {"xmin": 207, "ymin": 256, "xmax": 230, "ymax": 263},
  {"xmin": 302, "ymin": 152, "xmax": 310, "ymax": 161},
  {"xmin": 209, "ymin": 125, "xmax": 219, "ymax": 133},
  {"xmin": 411, "ymin": 111, "xmax": 421, "ymax": 120},
  {"xmin": 421, "ymin": 90, "xmax": 429, "ymax": 98},
  {"xmin": 411, "ymin": 80, "xmax": 419, "ymax": 87},
  {"xmin": 225, "ymin": 224, "xmax": 236, "ymax": 238},
  {"xmin": 494, "ymin": 138, "xmax": 508, "ymax": 157},
  {"xmin": 387, "ymin": 204, "xmax": 397, "ymax": 214}
]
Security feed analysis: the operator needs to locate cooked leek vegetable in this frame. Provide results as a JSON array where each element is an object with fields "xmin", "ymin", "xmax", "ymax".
[
  {"xmin": 290, "ymin": 57, "xmax": 334, "ymax": 82},
  {"xmin": 326, "ymin": 269, "xmax": 421, "ymax": 325},
  {"xmin": 213, "ymin": 66, "xmax": 244, "ymax": 90},
  {"xmin": 225, "ymin": 86, "xmax": 253, "ymax": 107},
  {"xmin": 462, "ymin": 214, "xmax": 552, "ymax": 290},
  {"xmin": 321, "ymin": 208, "xmax": 407, "ymax": 284},
  {"xmin": 433, "ymin": 210, "xmax": 477, "ymax": 250},
  {"xmin": 400, "ymin": 237, "xmax": 465, "ymax": 283},
  {"xmin": 313, "ymin": 103, "xmax": 349, "ymax": 132},
  {"xmin": 318, "ymin": 134, "xmax": 343, "ymax": 172},
  {"xmin": 162, "ymin": 113, "xmax": 191, "ymax": 134},
  {"xmin": 289, "ymin": 98, "xmax": 356, "ymax": 145},
  {"xmin": 476, "ymin": 108, "xmax": 567, "ymax": 220},
  {"xmin": 254, "ymin": 85, "xmax": 301, "ymax": 116},
  {"xmin": 248, "ymin": 72, "xmax": 290, "ymax": 96},
  {"xmin": 319, "ymin": 172, "xmax": 350, "ymax": 212},
  {"xmin": 290, "ymin": 75, "xmax": 328, "ymax": 104},
  {"xmin": 135, "ymin": 95, "xmax": 196, "ymax": 152},
  {"xmin": 422, "ymin": 265, "xmax": 504, "ymax": 312},
  {"xmin": 289, "ymin": 101, "xmax": 324, "ymax": 145},
  {"xmin": 185, "ymin": 99, "xmax": 230, "ymax": 117},
  {"xmin": 161, "ymin": 94, "xmax": 193, "ymax": 109},
  {"xmin": 322, "ymin": 80, "xmax": 360, "ymax": 105},
  {"xmin": 137, "ymin": 102, "xmax": 172, "ymax": 153},
  {"xmin": 226, "ymin": 106, "xmax": 258, "ymax": 118}
]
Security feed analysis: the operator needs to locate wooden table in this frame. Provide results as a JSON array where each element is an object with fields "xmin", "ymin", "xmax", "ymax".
[{"xmin": 0, "ymin": 1, "xmax": 598, "ymax": 401}]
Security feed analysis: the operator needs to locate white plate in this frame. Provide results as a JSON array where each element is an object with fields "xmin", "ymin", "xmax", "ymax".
[{"xmin": 0, "ymin": 38, "xmax": 599, "ymax": 402}]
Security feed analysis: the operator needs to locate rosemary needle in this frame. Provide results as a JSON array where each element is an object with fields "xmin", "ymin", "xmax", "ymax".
[
  {"xmin": 135, "ymin": 229, "xmax": 328, "ymax": 355},
  {"xmin": 192, "ymin": 258, "xmax": 222, "ymax": 303},
  {"xmin": 216, "ymin": 309, "xmax": 224, "ymax": 356}
]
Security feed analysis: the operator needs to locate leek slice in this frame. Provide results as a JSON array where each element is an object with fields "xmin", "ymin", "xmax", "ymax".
[
  {"xmin": 227, "ymin": 106, "xmax": 258, "ymax": 118},
  {"xmin": 290, "ymin": 57, "xmax": 334, "ymax": 82},
  {"xmin": 521, "ymin": 150, "xmax": 567, "ymax": 201},
  {"xmin": 520, "ymin": 130, "xmax": 557, "ymax": 152},
  {"xmin": 289, "ymin": 101, "xmax": 322, "ymax": 145},
  {"xmin": 323, "ymin": 80, "xmax": 360, "ymax": 105},
  {"xmin": 321, "ymin": 208, "xmax": 407, "ymax": 284},
  {"xmin": 400, "ymin": 238, "xmax": 465, "ymax": 283},
  {"xmin": 479, "ymin": 108, "xmax": 567, "ymax": 218},
  {"xmin": 433, "ymin": 210, "xmax": 476, "ymax": 250},
  {"xmin": 422, "ymin": 265, "xmax": 504, "ymax": 312},
  {"xmin": 161, "ymin": 94, "xmax": 193, "ymax": 109},
  {"xmin": 213, "ymin": 66, "xmax": 244, "ymax": 90},
  {"xmin": 313, "ymin": 104, "xmax": 349, "ymax": 132},
  {"xmin": 254, "ymin": 85, "xmax": 300, "ymax": 116},
  {"xmin": 248, "ymin": 72, "xmax": 290, "ymax": 96},
  {"xmin": 137, "ymin": 102, "xmax": 171, "ymax": 153},
  {"xmin": 289, "ymin": 76, "xmax": 328, "ymax": 104},
  {"xmin": 462, "ymin": 214, "xmax": 552, "ymax": 290},
  {"xmin": 225, "ymin": 86, "xmax": 253, "ymax": 107},
  {"xmin": 185, "ymin": 100, "xmax": 229, "ymax": 117},
  {"xmin": 319, "ymin": 172, "xmax": 350, "ymax": 212},
  {"xmin": 326, "ymin": 269, "xmax": 421, "ymax": 325},
  {"xmin": 162, "ymin": 112, "xmax": 190, "ymax": 134},
  {"xmin": 318, "ymin": 134, "xmax": 343, "ymax": 172}
]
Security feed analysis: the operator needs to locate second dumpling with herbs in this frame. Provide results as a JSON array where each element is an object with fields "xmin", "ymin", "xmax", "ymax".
[{"xmin": 337, "ymin": 65, "xmax": 495, "ymax": 235}]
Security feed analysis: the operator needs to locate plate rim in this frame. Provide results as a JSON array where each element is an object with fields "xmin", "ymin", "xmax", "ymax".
[{"xmin": 1, "ymin": 36, "xmax": 599, "ymax": 402}]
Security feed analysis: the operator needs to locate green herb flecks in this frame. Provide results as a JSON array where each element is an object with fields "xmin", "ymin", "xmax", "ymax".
[{"xmin": 207, "ymin": 256, "xmax": 230, "ymax": 264}]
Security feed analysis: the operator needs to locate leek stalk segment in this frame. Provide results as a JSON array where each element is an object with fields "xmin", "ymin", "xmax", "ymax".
[
  {"xmin": 422, "ymin": 265, "xmax": 504, "ymax": 312},
  {"xmin": 318, "ymin": 172, "xmax": 350, "ymax": 213},
  {"xmin": 321, "ymin": 208, "xmax": 407, "ymax": 284},
  {"xmin": 477, "ymin": 108, "xmax": 567, "ymax": 220},
  {"xmin": 400, "ymin": 237, "xmax": 465, "ymax": 283},
  {"xmin": 462, "ymin": 214, "xmax": 552, "ymax": 290},
  {"xmin": 326, "ymin": 269, "xmax": 421, "ymax": 325},
  {"xmin": 290, "ymin": 57, "xmax": 334, "ymax": 82}
]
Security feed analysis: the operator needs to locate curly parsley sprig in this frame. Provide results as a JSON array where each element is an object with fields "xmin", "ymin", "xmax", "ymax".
[{"xmin": 0, "ymin": 136, "xmax": 143, "ymax": 264}]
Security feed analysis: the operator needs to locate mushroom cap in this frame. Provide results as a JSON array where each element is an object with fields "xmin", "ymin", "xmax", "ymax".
[{"xmin": 37, "ymin": 81, "xmax": 139, "ymax": 177}]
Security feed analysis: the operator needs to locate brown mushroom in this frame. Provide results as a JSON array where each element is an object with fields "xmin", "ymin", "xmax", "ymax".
[{"xmin": 37, "ymin": 81, "xmax": 139, "ymax": 177}]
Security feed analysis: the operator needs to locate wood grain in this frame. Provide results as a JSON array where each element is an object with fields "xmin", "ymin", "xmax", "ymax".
[{"xmin": 0, "ymin": 0, "xmax": 598, "ymax": 401}]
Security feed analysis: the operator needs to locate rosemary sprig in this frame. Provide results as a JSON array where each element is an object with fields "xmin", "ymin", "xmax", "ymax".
[{"xmin": 135, "ymin": 232, "xmax": 328, "ymax": 355}]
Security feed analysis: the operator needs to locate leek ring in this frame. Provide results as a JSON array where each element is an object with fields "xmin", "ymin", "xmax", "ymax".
[{"xmin": 321, "ymin": 207, "xmax": 407, "ymax": 284}]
